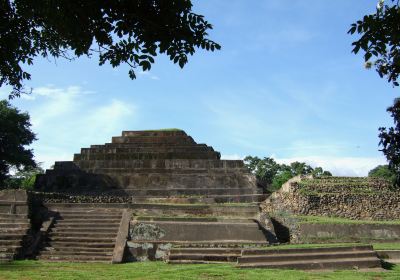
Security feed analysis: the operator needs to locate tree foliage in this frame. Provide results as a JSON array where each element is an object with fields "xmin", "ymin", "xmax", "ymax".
[
  {"xmin": 349, "ymin": 0, "xmax": 400, "ymax": 86},
  {"xmin": 3, "ymin": 166, "xmax": 44, "ymax": 190},
  {"xmin": 379, "ymin": 98, "xmax": 400, "ymax": 186},
  {"xmin": 0, "ymin": 0, "xmax": 221, "ymax": 98},
  {"xmin": 0, "ymin": 100, "xmax": 36, "ymax": 186},
  {"xmin": 243, "ymin": 156, "xmax": 332, "ymax": 191},
  {"xmin": 368, "ymin": 164, "xmax": 397, "ymax": 184}
]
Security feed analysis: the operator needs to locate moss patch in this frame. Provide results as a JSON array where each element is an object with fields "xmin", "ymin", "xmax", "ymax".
[{"xmin": 295, "ymin": 215, "xmax": 400, "ymax": 225}]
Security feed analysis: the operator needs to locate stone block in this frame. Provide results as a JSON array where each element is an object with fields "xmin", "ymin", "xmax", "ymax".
[{"xmin": 0, "ymin": 190, "xmax": 27, "ymax": 202}]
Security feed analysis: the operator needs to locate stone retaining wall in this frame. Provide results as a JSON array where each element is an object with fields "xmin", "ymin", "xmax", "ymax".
[
  {"xmin": 296, "ymin": 223, "xmax": 400, "ymax": 243},
  {"xmin": 0, "ymin": 189, "xmax": 29, "ymax": 214},
  {"xmin": 262, "ymin": 176, "xmax": 400, "ymax": 221}
]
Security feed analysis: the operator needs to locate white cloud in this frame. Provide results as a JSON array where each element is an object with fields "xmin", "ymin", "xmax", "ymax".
[
  {"xmin": 274, "ymin": 156, "xmax": 387, "ymax": 177},
  {"xmin": 221, "ymin": 154, "xmax": 244, "ymax": 160},
  {"xmin": 137, "ymin": 70, "xmax": 160, "ymax": 81},
  {"xmin": 23, "ymin": 85, "xmax": 136, "ymax": 169}
]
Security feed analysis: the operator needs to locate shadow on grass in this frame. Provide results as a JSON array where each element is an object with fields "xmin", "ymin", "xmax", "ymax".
[{"xmin": 381, "ymin": 260, "xmax": 396, "ymax": 270}]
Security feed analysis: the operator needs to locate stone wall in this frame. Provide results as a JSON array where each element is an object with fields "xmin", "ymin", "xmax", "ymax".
[
  {"xmin": 262, "ymin": 176, "xmax": 400, "ymax": 221},
  {"xmin": 0, "ymin": 189, "xmax": 28, "ymax": 215},
  {"xmin": 296, "ymin": 223, "xmax": 400, "ymax": 243}
]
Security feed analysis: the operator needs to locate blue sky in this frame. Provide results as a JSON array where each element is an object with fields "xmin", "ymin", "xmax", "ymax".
[{"xmin": 1, "ymin": 0, "xmax": 398, "ymax": 176}]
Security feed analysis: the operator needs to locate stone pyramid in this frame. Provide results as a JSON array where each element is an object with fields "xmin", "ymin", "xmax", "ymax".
[{"xmin": 36, "ymin": 130, "xmax": 266, "ymax": 203}]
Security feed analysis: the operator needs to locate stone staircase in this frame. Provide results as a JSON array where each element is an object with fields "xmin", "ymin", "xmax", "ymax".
[
  {"xmin": 237, "ymin": 245, "xmax": 382, "ymax": 270},
  {"xmin": 168, "ymin": 248, "xmax": 242, "ymax": 264},
  {"xmin": 38, "ymin": 204, "xmax": 124, "ymax": 262},
  {"xmin": 0, "ymin": 212, "xmax": 30, "ymax": 262},
  {"xmin": 130, "ymin": 202, "xmax": 275, "ymax": 262}
]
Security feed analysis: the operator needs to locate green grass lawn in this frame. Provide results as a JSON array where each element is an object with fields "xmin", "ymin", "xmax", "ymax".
[{"xmin": 0, "ymin": 260, "xmax": 399, "ymax": 280}]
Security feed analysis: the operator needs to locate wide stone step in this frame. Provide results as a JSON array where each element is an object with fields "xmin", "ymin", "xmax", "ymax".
[
  {"xmin": 135, "ymin": 216, "xmax": 254, "ymax": 223},
  {"xmin": 0, "ymin": 240, "xmax": 22, "ymax": 247},
  {"xmin": 128, "ymin": 240, "xmax": 269, "ymax": 248},
  {"xmin": 78, "ymin": 168, "xmax": 249, "ymax": 175},
  {"xmin": 39, "ymin": 254, "xmax": 112, "ymax": 262},
  {"xmin": 45, "ymin": 202, "xmax": 260, "ymax": 216},
  {"xmin": 47, "ymin": 208, "xmax": 123, "ymax": 214},
  {"xmin": 0, "ymin": 214, "xmax": 27, "ymax": 219},
  {"xmin": 41, "ymin": 249, "xmax": 113, "ymax": 257},
  {"xmin": 130, "ymin": 203, "xmax": 259, "ymax": 218},
  {"xmin": 81, "ymin": 146, "xmax": 214, "ymax": 154},
  {"xmin": 100, "ymin": 142, "xmax": 207, "ymax": 148},
  {"xmin": 75, "ymin": 159, "xmax": 244, "ymax": 169},
  {"xmin": 132, "ymin": 194, "xmax": 267, "ymax": 204},
  {"xmin": 170, "ymin": 248, "xmax": 243, "ymax": 255},
  {"xmin": 56, "ymin": 218, "xmax": 121, "ymax": 224},
  {"xmin": 121, "ymin": 130, "xmax": 187, "ymax": 137},
  {"xmin": 50, "ymin": 231, "xmax": 117, "ymax": 238},
  {"xmin": 242, "ymin": 245, "xmax": 374, "ymax": 255},
  {"xmin": 111, "ymin": 135, "xmax": 195, "ymax": 144},
  {"xmin": 237, "ymin": 251, "xmax": 377, "ymax": 264},
  {"xmin": 0, "ymin": 228, "xmax": 28, "ymax": 234},
  {"xmin": 58, "ymin": 213, "xmax": 122, "ymax": 219},
  {"xmin": 0, "ymin": 223, "xmax": 30, "ymax": 228},
  {"xmin": 53, "ymin": 226, "xmax": 119, "ymax": 233},
  {"xmin": 55, "ymin": 223, "xmax": 120, "ymax": 228},
  {"xmin": 48, "ymin": 236, "xmax": 116, "ymax": 242},
  {"xmin": 237, "ymin": 257, "xmax": 381, "ymax": 270},
  {"xmin": 44, "ymin": 203, "xmax": 129, "ymax": 210},
  {"xmin": 0, "ymin": 253, "xmax": 14, "ymax": 261},
  {"xmin": 0, "ymin": 233, "xmax": 26, "ymax": 240},
  {"xmin": 0, "ymin": 245, "xmax": 20, "ymax": 252},
  {"xmin": 43, "ymin": 246, "xmax": 114, "ymax": 253},
  {"xmin": 169, "ymin": 253, "xmax": 239, "ymax": 262},
  {"xmin": 123, "ymin": 188, "xmax": 262, "ymax": 196},
  {"xmin": 55, "ymin": 209, "xmax": 122, "ymax": 214},
  {"xmin": 131, "ymin": 221, "xmax": 267, "ymax": 242},
  {"xmin": 47, "ymin": 241, "xmax": 115, "ymax": 248},
  {"xmin": 167, "ymin": 260, "xmax": 230, "ymax": 264},
  {"xmin": 0, "ymin": 220, "xmax": 30, "ymax": 226},
  {"xmin": 74, "ymin": 151, "xmax": 220, "ymax": 161}
]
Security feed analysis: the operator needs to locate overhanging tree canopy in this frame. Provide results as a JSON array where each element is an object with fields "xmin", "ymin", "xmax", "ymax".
[
  {"xmin": 349, "ymin": 0, "xmax": 400, "ymax": 86},
  {"xmin": 0, "ymin": 0, "xmax": 221, "ymax": 98}
]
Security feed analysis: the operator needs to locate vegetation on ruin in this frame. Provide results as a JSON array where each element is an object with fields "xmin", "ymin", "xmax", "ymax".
[
  {"xmin": 1, "ymin": 1, "xmax": 220, "ymax": 99},
  {"xmin": 295, "ymin": 215, "xmax": 400, "ymax": 225},
  {"xmin": 0, "ymin": 260, "xmax": 399, "ymax": 280},
  {"xmin": 368, "ymin": 164, "xmax": 397, "ymax": 184},
  {"xmin": 244, "ymin": 156, "xmax": 332, "ymax": 192},
  {"xmin": 297, "ymin": 176, "xmax": 395, "ymax": 195}
]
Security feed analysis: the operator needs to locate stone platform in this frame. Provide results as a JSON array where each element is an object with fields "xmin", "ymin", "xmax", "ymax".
[{"xmin": 33, "ymin": 130, "xmax": 273, "ymax": 262}]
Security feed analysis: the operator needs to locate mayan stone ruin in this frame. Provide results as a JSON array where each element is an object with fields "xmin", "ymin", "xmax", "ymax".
[{"xmin": 0, "ymin": 130, "xmax": 394, "ymax": 269}]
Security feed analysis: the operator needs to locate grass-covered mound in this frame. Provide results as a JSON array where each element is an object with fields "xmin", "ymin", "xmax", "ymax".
[
  {"xmin": 298, "ymin": 176, "xmax": 395, "ymax": 195},
  {"xmin": 263, "ymin": 176, "xmax": 400, "ymax": 221}
]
